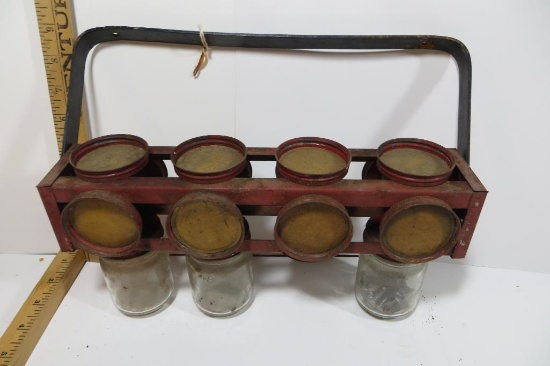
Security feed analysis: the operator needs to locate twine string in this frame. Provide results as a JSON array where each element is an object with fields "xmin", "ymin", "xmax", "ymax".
[{"xmin": 193, "ymin": 26, "xmax": 209, "ymax": 78}]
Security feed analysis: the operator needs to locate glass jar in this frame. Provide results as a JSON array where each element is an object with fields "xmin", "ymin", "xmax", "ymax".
[
  {"xmin": 355, "ymin": 254, "xmax": 427, "ymax": 319},
  {"xmin": 186, "ymin": 252, "xmax": 254, "ymax": 317},
  {"xmin": 100, "ymin": 251, "xmax": 174, "ymax": 316}
]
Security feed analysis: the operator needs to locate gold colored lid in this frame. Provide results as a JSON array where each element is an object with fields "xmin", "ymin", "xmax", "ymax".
[
  {"xmin": 67, "ymin": 197, "xmax": 141, "ymax": 248},
  {"xmin": 279, "ymin": 147, "xmax": 347, "ymax": 175},
  {"xmin": 382, "ymin": 204, "xmax": 458, "ymax": 259},
  {"xmin": 278, "ymin": 202, "xmax": 350, "ymax": 254},
  {"xmin": 75, "ymin": 144, "xmax": 146, "ymax": 172},
  {"xmin": 175, "ymin": 145, "xmax": 244, "ymax": 174},
  {"xmin": 171, "ymin": 199, "xmax": 243, "ymax": 254},
  {"xmin": 378, "ymin": 148, "xmax": 449, "ymax": 177}
]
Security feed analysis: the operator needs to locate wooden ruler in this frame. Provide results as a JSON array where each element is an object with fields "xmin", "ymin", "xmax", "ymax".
[
  {"xmin": 34, "ymin": 0, "xmax": 88, "ymax": 154},
  {"xmin": 0, "ymin": 251, "xmax": 86, "ymax": 366},
  {"xmin": 0, "ymin": 1, "xmax": 92, "ymax": 364}
]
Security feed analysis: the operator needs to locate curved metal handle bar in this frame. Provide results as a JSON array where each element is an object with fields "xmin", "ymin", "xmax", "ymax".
[{"xmin": 63, "ymin": 26, "xmax": 472, "ymax": 162}]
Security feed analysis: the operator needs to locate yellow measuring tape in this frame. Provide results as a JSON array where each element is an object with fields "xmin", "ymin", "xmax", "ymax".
[
  {"xmin": 0, "ymin": 1, "xmax": 90, "ymax": 365},
  {"xmin": 34, "ymin": 0, "xmax": 88, "ymax": 154},
  {"xmin": 0, "ymin": 252, "xmax": 86, "ymax": 366}
]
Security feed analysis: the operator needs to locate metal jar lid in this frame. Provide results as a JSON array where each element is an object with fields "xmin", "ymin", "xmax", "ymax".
[
  {"xmin": 376, "ymin": 138, "xmax": 455, "ymax": 186},
  {"xmin": 70, "ymin": 134, "xmax": 149, "ymax": 182},
  {"xmin": 61, "ymin": 190, "xmax": 142, "ymax": 257},
  {"xmin": 275, "ymin": 195, "xmax": 353, "ymax": 262},
  {"xmin": 276, "ymin": 137, "xmax": 351, "ymax": 186},
  {"xmin": 379, "ymin": 196, "xmax": 461, "ymax": 263},
  {"xmin": 167, "ymin": 192, "xmax": 245, "ymax": 259},
  {"xmin": 171, "ymin": 135, "xmax": 248, "ymax": 184}
]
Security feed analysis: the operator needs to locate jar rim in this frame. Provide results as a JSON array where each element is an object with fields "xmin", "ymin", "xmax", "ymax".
[
  {"xmin": 186, "ymin": 252, "xmax": 251, "ymax": 266},
  {"xmin": 369, "ymin": 254, "xmax": 427, "ymax": 268},
  {"xmin": 100, "ymin": 250, "xmax": 163, "ymax": 265}
]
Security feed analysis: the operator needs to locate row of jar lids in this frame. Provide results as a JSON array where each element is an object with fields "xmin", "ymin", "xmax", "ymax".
[
  {"xmin": 69, "ymin": 134, "xmax": 456, "ymax": 186},
  {"xmin": 62, "ymin": 190, "xmax": 461, "ymax": 264}
]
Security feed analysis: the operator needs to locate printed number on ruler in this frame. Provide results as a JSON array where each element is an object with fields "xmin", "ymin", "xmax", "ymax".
[{"xmin": 35, "ymin": 0, "xmax": 81, "ymax": 154}]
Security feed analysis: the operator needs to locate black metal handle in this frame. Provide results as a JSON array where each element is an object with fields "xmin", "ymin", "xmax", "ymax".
[{"xmin": 63, "ymin": 26, "xmax": 472, "ymax": 162}]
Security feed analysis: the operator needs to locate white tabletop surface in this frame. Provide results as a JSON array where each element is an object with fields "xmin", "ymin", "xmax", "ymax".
[{"xmin": 2, "ymin": 254, "xmax": 549, "ymax": 366}]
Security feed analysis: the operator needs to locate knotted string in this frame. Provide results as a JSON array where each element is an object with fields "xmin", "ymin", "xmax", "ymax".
[{"xmin": 193, "ymin": 26, "xmax": 209, "ymax": 78}]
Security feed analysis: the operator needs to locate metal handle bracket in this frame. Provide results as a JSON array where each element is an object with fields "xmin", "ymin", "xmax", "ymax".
[{"xmin": 63, "ymin": 27, "xmax": 472, "ymax": 162}]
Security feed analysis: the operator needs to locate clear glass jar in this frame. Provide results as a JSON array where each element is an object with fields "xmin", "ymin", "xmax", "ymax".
[
  {"xmin": 355, "ymin": 254, "xmax": 427, "ymax": 319},
  {"xmin": 186, "ymin": 252, "xmax": 254, "ymax": 317},
  {"xmin": 100, "ymin": 251, "xmax": 174, "ymax": 316}
]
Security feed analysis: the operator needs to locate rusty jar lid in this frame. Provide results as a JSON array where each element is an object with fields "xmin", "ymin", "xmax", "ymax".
[
  {"xmin": 167, "ymin": 192, "xmax": 245, "ymax": 259},
  {"xmin": 276, "ymin": 137, "xmax": 351, "ymax": 186},
  {"xmin": 376, "ymin": 138, "xmax": 455, "ymax": 186},
  {"xmin": 379, "ymin": 196, "xmax": 461, "ymax": 263},
  {"xmin": 172, "ymin": 135, "xmax": 248, "ymax": 184},
  {"xmin": 61, "ymin": 191, "xmax": 142, "ymax": 257},
  {"xmin": 70, "ymin": 134, "xmax": 149, "ymax": 182},
  {"xmin": 275, "ymin": 195, "xmax": 353, "ymax": 262}
]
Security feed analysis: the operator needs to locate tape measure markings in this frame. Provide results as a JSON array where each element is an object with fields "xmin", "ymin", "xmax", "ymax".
[
  {"xmin": 35, "ymin": 0, "xmax": 88, "ymax": 154},
  {"xmin": 0, "ymin": 251, "xmax": 86, "ymax": 366}
]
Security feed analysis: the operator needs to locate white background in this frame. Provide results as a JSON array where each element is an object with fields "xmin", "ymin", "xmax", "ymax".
[{"xmin": 1, "ymin": 0, "xmax": 550, "ymax": 274}]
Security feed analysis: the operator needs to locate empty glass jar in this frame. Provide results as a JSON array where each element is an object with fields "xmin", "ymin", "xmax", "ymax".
[
  {"xmin": 100, "ymin": 251, "xmax": 174, "ymax": 316},
  {"xmin": 355, "ymin": 254, "xmax": 427, "ymax": 319},
  {"xmin": 186, "ymin": 252, "xmax": 254, "ymax": 317}
]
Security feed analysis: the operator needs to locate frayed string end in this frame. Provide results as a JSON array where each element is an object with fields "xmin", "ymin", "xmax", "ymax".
[{"xmin": 193, "ymin": 26, "xmax": 209, "ymax": 78}]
